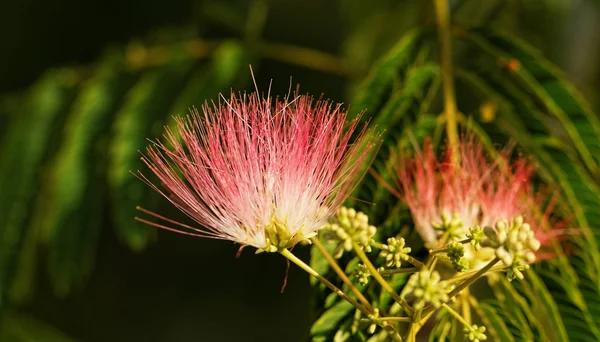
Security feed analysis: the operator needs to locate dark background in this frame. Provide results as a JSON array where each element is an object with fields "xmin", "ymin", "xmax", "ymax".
[{"xmin": 1, "ymin": 0, "xmax": 600, "ymax": 341}]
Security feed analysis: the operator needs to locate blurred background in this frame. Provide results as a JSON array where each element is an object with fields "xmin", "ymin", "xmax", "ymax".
[{"xmin": 1, "ymin": 0, "xmax": 600, "ymax": 341}]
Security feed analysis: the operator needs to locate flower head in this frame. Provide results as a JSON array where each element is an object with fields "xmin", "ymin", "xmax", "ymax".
[
  {"xmin": 135, "ymin": 91, "xmax": 377, "ymax": 252},
  {"xmin": 393, "ymin": 138, "xmax": 485, "ymax": 244},
  {"xmin": 392, "ymin": 136, "xmax": 567, "ymax": 256}
]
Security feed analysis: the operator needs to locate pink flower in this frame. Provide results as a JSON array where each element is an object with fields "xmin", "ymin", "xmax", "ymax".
[
  {"xmin": 391, "ymin": 137, "xmax": 566, "ymax": 250},
  {"xmin": 135, "ymin": 92, "xmax": 377, "ymax": 252},
  {"xmin": 392, "ymin": 139, "xmax": 484, "ymax": 244}
]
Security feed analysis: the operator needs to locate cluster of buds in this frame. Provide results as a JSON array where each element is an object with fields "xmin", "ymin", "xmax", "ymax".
[
  {"xmin": 379, "ymin": 237, "xmax": 411, "ymax": 268},
  {"xmin": 322, "ymin": 207, "xmax": 377, "ymax": 259},
  {"xmin": 446, "ymin": 242, "xmax": 468, "ymax": 272},
  {"xmin": 432, "ymin": 212, "xmax": 465, "ymax": 238},
  {"xmin": 353, "ymin": 264, "xmax": 371, "ymax": 286},
  {"xmin": 403, "ymin": 270, "xmax": 449, "ymax": 311},
  {"xmin": 465, "ymin": 324, "xmax": 487, "ymax": 341},
  {"xmin": 482, "ymin": 216, "xmax": 540, "ymax": 281},
  {"xmin": 466, "ymin": 226, "xmax": 485, "ymax": 251}
]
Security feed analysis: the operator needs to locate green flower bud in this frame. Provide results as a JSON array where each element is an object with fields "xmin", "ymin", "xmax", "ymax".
[
  {"xmin": 379, "ymin": 237, "xmax": 411, "ymax": 268},
  {"xmin": 466, "ymin": 225, "xmax": 486, "ymax": 251},
  {"xmin": 404, "ymin": 270, "xmax": 449, "ymax": 311},
  {"xmin": 322, "ymin": 206, "xmax": 378, "ymax": 258},
  {"xmin": 367, "ymin": 308, "xmax": 380, "ymax": 334},
  {"xmin": 465, "ymin": 324, "xmax": 487, "ymax": 341},
  {"xmin": 353, "ymin": 264, "xmax": 371, "ymax": 286},
  {"xmin": 432, "ymin": 211, "xmax": 464, "ymax": 238}
]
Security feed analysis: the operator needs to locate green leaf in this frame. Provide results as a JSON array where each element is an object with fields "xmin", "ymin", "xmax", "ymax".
[
  {"xmin": 0, "ymin": 312, "xmax": 77, "ymax": 342},
  {"xmin": 169, "ymin": 40, "xmax": 251, "ymax": 116},
  {"xmin": 492, "ymin": 278, "xmax": 542, "ymax": 340},
  {"xmin": 538, "ymin": 268, "xmax": 600, "ymax": 341},
  {"xmin": 39, "ymin": 52, "xmax": 137, "ymax": 298},
  {"xmin": 519, "ymin": 271, "xmax": 569, "ymax": 342},
  {"xmin": 0, "ymin": 70, "xmax": 77, "ymax": 309},
  {"xmin": 108, "ymin": 56, "xmax": 196, "ymax": 251},
  {"xmin": 349, "ymin": 64, "xmax": 440, "ymax": 217},
  {"xmin": 310, "ymin": 300, "xmax": 355, "ymax": 338},
  {"xmin": 476, "ymin": 302, "xmax": 515, "ymax": 342},
  {"xmin": 349, "ymin": 29, "xmax": 428, "ymax": 120},
  {"xmin": 469, "ymin": 27, "xmax": 600, "ymax": 179}
]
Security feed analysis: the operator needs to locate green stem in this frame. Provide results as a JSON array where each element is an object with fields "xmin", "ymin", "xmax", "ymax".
[
  {"xmin": 429, "ymin": 247, "xmax": 448, "ymax": 255},
  {"xmin": 279, "ymin": 249, "xmax": 370, "ymax": 315},
  {"xmin": 353, "ymin": 243, "xmax": 414, "ymax": 316},
  {"xmin": 380, "ymin": 267, "xmax": 419, "ymax": 276},
  {"xmin": 411, "ymin": 310, "xmax": 436, "ymax": 336},
  {"xmin": 382, "ymin": 326, "xmax": 404, "ymax": 342},
  {"xmin": 405, "ymin": 322, "xmax": 417, "ymax": 342},
  {"xmin": 310, "ymin": 242, "xmax": 403, "ymax": 341},
  {"xmin": 426, "ymin": 232, "xmax": 449, "ymax": 270},
  {"xmin": 442, "ymin": 303, "xmax": 477, "ymax": 333},
  {"xmin": 433, "ymin": 0, "xmax": 460, "ymax": 158},
  {"xmin": 364, "ymin": 316, "xmax": 411, "ymax": 323},
  {"xmin": 422, "ymin": 257, "xmax": 500, "ymax": 317},
  {"xmin": 461, "ymin": 289, "xmax": 472, "ymax": 325},
  {"xmin": 311, "ymin": 238, "xmax": 374, "ymax": 312},
  {"xmin": 259, "ymin": 41, "xmax": 349, "ymax": 76},
  {"xmin": 406, "ymin": 256, "xmax": 426, "ymax": 269},
  {"xmin": 446, "ymin": 264, "xmax": 507, "ymax": 284}
]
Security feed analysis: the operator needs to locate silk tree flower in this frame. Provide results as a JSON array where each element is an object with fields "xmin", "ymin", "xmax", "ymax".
[
  {"xmin": 391, "ymin": 137, "xmax": 566, "ymax": 254},
  {"xmin": 134, "ymin": 91, "xmax": 378, "ymax": 253},
  {"xmin": 391, "ymin": 138, "xmax": 484, "ymax": 245}
]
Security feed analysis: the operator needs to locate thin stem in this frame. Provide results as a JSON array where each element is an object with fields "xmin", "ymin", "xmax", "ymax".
[
  {"xmin": 442, "ymin": 303, "xmax": 475, "ymax": 332},
  {"xmin": 259, "ymin": 41, "xmax": 350, "ymax": 76},
  {"xmin": 426, "ymin": 232, "xmax": 449, "ymax": 270},
  {"xmin": 405, "ymin": 322, "xmax": 417, "ymax": 342},
  {"xmin": 461, "ymin": 289, "xmax": 471, "ymax": 325},
  {"xmin": 422, "ymin": 257, "xmax": 500, "ymax": 317},
  {"xmin": 446, "ymin": 264, "xmax": 507, "ymax": 284},
  {"xmin": 383, "ymin": 327, "xmax": 404, "ymax": 342},
  {"xmin": 380, "ymin": 267, "xmax": 419, "ymax": 276},
  {"xmin": 411, "ymin": 310, "xmax": 436, "ymax": 336},
  {"xmin": 406, "ymin": 256, "xmax": 426, "ymax": 269},
  {"xmin": 279, "ymin": 249, "xmax": 370, "ymax": 315},
  {"xmin": 127, "ymin": 36, "xmax": 349, "ymax": 76},
  {"xmin": 376, "ymin": 325, "xmax": 403, "ymax": 342},
  {"xmin": 363, "ymin": 316, "xmax": 411, "ymax": 323},
  {"xmin": 311, "ymin": 238, "xmax": 374, "ymax": 312},
  {"xmin": 433, "ymin": 0, "xmax": 460, "ymax": 158},
  {"xmin": 353, "ymin": 243, "xmax": 414, "ymax": 316},
  {"xmin": 429, "ymin": 247, "xmax": 447, "ymax": 255}
]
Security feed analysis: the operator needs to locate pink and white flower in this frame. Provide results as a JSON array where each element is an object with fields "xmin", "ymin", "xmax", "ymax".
[
  {"xmin": 392, "ymin": 138, "xmax": 485, "ymax": 245},
  {"xmin": 135, "ymin": 91, "xmax": 377, "ymax": 252},
  {"xmin": 392, "ymin": 137, "xmax": 566, "ymax": 252}
]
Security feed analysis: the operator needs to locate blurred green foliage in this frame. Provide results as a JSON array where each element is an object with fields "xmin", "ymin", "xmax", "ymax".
[{"xmin": 2, "ymin": 0, "xmax": 600, "ymax": 341}]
